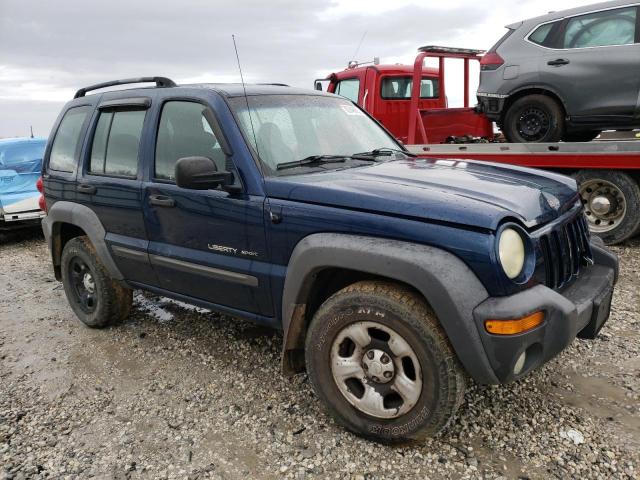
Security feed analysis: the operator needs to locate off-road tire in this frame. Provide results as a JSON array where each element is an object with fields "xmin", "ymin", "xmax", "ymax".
[
  {"xmin": 305, "ymin": 280, "xmax": 466, "ymax": 443},
  {"xmin": 503, "ymin": 94, "xmax": 565, "ymax": 143},
  {"xmin": 61, "ymin": 236, "xmax": 132, "ymax": 328},
  {"xmin": 574, "ymin": 170, "xmax": 640, "ymax": 245}
]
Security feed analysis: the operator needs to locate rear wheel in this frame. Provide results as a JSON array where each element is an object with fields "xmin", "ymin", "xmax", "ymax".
[
  {"xmin": 563, "ymin": 131, "xmax": 601, "ymax": 142},
  {"xmin": 503, "ymin": 94, "xmax": 564, "ymax": 143},
  {"xmin": 61, "ymin": 236, "xmax": 132, "ymax": 328},
  {"xmin": 305, "ymin": 281, "xmax": 466, "ymax": 443},
  {"xmin": 575, "ymin": 170, "xmax": 640, "ymax": 245}
]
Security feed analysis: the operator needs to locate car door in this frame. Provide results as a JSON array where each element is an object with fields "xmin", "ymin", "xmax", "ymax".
[
  {"xmin": 142, "ymin": 96, "xmax": 272, "ymax": 317},
  {"xmin": 76, "ymin": 96, "xmax": 157, "ymax": 285},
  {"xmin": 538, "ymin": 5, "xmax": 640, "ymax": 120}
]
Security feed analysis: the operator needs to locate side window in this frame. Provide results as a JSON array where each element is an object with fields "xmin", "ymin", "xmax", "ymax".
[
  {"xmin": 155, "ymin": 101, "xmax": 223, "ymax": 181},
  {"xmin": 563, "ymin": 7, "xmax": 637, "ymax": 48},
  {"xmin": 335, "ymin": 79, "xmax": 360, "ymax": 103},
  {"xmin": 529, "ymin": 21, "xmax": 559, "ymax": 47},
  {"xmin": 380, "ymin": 77, "xmax": 440, "ymax": 99},
  {"xmin": 49, "ymin": 106, "xmax": 92, "ymax": 172},
  {"xmin": 89, "ymin": 109, "xmax": 145, "ymax": 177}
]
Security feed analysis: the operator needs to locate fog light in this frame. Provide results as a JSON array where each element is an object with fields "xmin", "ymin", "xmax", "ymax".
[
  {"xmin": 514, "ymin": 351, "xmax": 526, "ymax": 375},
  {"xmin": 485, "ymin": 311, "xmax": 544, "ymax": 335}
]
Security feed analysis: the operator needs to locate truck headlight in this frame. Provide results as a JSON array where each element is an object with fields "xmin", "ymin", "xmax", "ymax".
[{"xmin": 498, "ymin": 228, "xmax": 525, "ymax": 280}]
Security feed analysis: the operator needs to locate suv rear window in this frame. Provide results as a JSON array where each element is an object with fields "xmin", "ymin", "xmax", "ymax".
[
  {"xmin": 49, "ymin": 106, "xmax": 92, "ymax": 172},
  {"xmin": 89, "ymin": 109, "xmax": 145, "ymax": 177},
  {"xmin": 488, "ymin": 28, "xmax": 514, "ymax": 53}
]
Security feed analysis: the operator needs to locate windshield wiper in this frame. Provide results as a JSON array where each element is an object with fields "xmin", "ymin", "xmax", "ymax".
[
  {"xmin": 352, "ymin": 147, "xmax": 416, "ymax": 158},
  {"xmin": 277, "ymin": 155, "xmax": 349, "ymax": 171}
]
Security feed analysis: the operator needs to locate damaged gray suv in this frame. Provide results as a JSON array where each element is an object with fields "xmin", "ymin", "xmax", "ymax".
[{"xmin": 478, "ymin": 0, "xmax": 640, "ymax": 143}]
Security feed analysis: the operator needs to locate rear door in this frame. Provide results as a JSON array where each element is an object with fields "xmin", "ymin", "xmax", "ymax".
[
  {"xmin": 142, "ymin": 94, "xmax": 272, "ymax": 316},
  {"xmin": 537, "ymin": 5, "xmax": 640, "ymax": 121},
  {"xmin": 75, "ymin": 96, "xmax": 157, "ymax": 285}
]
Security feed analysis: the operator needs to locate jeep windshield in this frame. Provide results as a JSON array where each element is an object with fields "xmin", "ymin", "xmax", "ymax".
[{"xmin": 229, "ymin": 94, "xmax": 403, "ymax": 175}]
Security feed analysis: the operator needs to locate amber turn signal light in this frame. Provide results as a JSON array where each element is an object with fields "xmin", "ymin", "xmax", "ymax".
[{"xmin": 485, "ymin": 311, "xmax": 544, "ymax": 335}]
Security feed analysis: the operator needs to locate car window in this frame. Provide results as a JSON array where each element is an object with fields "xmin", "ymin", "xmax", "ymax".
[
  {"xmin": 230, "ymin": 94, "xmax": 399, "ymax": 175},
  {"xmin": 563, "ymin": 6, "xmax": 637, "ymax": 48},
  {"xmin": 380, "ymin": 77, "xmax": 440, "ymax": 99},
  {"xmin": 335, "ymin": 79, "xmax": 360, "ymax": 103},
  {"xmin": 529, "ymin": 22, "xmax": 559, "ymax": 47},
  {"xmin": 155, "ymin": 101, "xmax": 224, "ymax": 181},
  {"xmin": 89, "ymin": 109, "xmax": 145, "ymax": 177},
  {"xmin": 49, "ymin": 106, "xmax": 92, "ymax": 172}
]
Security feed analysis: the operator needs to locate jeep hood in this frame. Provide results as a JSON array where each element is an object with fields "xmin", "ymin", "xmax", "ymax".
[{"xmin": 264, "ymin": 158, "xmax": 579, "ymax": 230}]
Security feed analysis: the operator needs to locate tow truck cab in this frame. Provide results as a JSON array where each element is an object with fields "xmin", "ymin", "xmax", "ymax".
[{"xmin": 318, "ymin": 47, "xmax": 494, "ymax": 144}]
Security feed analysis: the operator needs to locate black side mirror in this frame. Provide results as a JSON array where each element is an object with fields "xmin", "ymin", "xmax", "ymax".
[{"xmin": 175, "ymin": 156, "xmax": 234, "ymax": 190}]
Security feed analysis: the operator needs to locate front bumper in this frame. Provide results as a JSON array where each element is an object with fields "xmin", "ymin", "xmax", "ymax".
[{"xmin": 472, "ymin": 242, "xmax": 617, "ymax": 383}]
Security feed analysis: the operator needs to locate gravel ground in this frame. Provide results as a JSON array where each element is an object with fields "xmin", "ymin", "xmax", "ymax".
[{"xmin": 0, "ymin": 230, "xmax": 638, "ymax": 479}]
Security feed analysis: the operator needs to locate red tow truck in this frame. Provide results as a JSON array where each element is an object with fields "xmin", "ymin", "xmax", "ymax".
[{"xmin": 318, "ymin": 47, "xmax": 640, "ymax": 245}]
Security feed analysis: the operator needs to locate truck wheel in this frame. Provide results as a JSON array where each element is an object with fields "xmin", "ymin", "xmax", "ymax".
[
  {"xmin": 503, "ymin": 95, "xmax": 564, "ymax": 143},
  {"xmin": 563, "ymin": 131, "xmax": 600, "ymax": 142},
  {"xmin": 61, "ymin": 236, "xmax": 132, "ymax": 328},
  {"xmin": 305, "ymin": 281, "xmax": 465, "ymax": 443},
  {"xmin": 575, "ymin": 170, "xmax": 640, "ymax": 245}
]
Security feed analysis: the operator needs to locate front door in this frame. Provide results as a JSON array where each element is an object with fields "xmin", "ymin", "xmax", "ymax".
[
  {"xmin": 539, "ymin": 5, "xmax": 640, "ymax": 121},
  {"xmin": 142, "ymin": 99, "xmax": 272, "ymax": 316}
]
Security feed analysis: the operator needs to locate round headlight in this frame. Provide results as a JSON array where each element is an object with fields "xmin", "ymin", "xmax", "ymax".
[{"xmin": 498, "ymin": 228, "xmax": 525, "ymax": 280}]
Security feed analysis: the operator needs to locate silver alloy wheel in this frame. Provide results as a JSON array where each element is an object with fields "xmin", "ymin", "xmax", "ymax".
[
  {"xmin": 330, "ymin": 321, "xmax": 422, "ymax": 419},
  {"xmin": 580, "ymin": 178, "xmax": 627, "ymax": 233}
]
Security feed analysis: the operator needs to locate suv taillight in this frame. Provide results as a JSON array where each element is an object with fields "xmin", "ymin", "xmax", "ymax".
[
  {"xmin": 480, "ymin": 52, "xmax": 504, "ymax": 71},
  {"xmin": 36, "ymin": 176, "xmax": 47, "ymax": 213}
]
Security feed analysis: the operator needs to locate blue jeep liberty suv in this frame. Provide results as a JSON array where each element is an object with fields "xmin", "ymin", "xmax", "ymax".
[{"xmin": 41, "ymin": 77, "xmax": 618, "ymax": 443}]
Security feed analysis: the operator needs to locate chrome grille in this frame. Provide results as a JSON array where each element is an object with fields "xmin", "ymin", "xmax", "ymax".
[{"xmin": 538, "ymin": 214, "xmax": 593, "ymax": 290}]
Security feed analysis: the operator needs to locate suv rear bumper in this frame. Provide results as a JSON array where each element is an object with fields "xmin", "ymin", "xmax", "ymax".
[
  {"xmin": 472, "ymin": 243, "xmax": 617, "ymax": 383},
  {"xmin": 476, "ymin": 93, "xmax": 507, "ymax": 122}
]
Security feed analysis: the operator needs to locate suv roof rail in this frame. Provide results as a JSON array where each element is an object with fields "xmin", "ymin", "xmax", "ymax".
[
  {"xmin": 257, "ymin": 83, "xmax": 290, "ymax": 87},
  {"xmin": 73, "ymin": 76, "xmax": 177, "ymax": 98}
]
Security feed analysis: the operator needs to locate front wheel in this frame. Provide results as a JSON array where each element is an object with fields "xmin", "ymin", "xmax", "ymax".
[
  {"xmin": 575, "ymin": 170, "xmax": 640, "ymax": 245},
  {"xmin": 305, "ymin": 281, "xmax": 466, "ymax": 443},
  {"xmin": 502, "ymin": 94, "xmax": 564, "ymax": 143}
]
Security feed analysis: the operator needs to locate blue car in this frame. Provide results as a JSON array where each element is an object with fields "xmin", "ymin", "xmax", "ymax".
[
  {"xmin": 0, "ymin": 137, "xmax": 47, "ymax": 231},
  {"xmin": 41, "ymin": 78, "xmax": 617, "ymax": 443}
]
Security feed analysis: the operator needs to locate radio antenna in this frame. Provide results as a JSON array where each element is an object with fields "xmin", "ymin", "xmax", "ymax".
[
  {"xmin": 232, "ymin": 35, "xmax": 277, "ymax": 222},
  {"xmin": 232, "ymin": 35, "xmax": 261, "ymax": 162}
]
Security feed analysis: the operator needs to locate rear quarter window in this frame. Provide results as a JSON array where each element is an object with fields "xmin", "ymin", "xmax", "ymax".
[{"xmin": 49, "ymin": 105, "xmax": 92, "ymax": 172}]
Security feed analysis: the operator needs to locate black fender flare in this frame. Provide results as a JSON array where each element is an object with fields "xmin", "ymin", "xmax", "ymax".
[
  {"xmin": 41, "ymin": 201, "xmax": 124, "ymax": 281},
  {"xmin": 281, "ymin": 233, "xmax": 499, "ymax": 384}
]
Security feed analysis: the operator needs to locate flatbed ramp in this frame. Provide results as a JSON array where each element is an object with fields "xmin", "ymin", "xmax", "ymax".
[{"xmin": 407, "ymin": 141, "xmax": 640, "ymax": 169}]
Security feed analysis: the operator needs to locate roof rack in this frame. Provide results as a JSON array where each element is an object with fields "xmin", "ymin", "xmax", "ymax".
[
  {"xmin": 418, "ymin": 46, "xmax": 485, "ymax": 56},
  {"xmin": 74, "ymin": 76, "xmax": 177, "ymax": 98}
]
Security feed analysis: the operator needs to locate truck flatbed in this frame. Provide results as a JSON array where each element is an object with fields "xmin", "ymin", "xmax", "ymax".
[{"xmin": 407, "ymin": 141, "xmax": 640, "ymax": 170}]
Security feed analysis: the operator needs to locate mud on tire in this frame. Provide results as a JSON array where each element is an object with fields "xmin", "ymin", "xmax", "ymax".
[
  {"xmin": 305, "ymin": 280, "xmax": 466, "ymax": 443},
  {"xmin": 60, "ymin": 236, "xmax": 132, "ymax": 328}
]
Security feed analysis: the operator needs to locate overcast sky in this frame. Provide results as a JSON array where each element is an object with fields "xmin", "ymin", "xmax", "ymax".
[{"xmin": 0, "ymin": 0, "xmax": 590, "ymax": 138}]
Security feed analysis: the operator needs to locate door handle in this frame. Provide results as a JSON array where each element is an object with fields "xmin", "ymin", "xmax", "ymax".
[
  {"xmin": 547, "ymin": 58, "xmax": 570, "ymax": 66},
  {"xmin": 149, "ymin": 194, "xmax": 176, "ymax": 207},
  {"xmin": 77, "ymin": 184, "xmax": 97, "ymax": 195}
]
